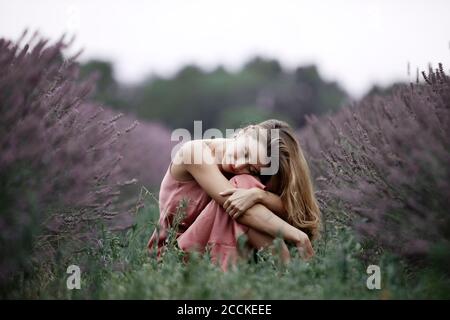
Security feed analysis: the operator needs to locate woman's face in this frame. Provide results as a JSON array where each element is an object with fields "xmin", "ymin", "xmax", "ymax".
[{"xmin": 221, "ymin": 130, "xmax": 270, "ymax": 175}]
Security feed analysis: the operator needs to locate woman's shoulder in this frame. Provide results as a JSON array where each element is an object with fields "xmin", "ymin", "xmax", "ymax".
[
  {"xmin": 176, "ymin": 139, "xmax": 213, "ymax": 166},
  {"xmin": 170, "ymin": 140, "xmax": 213, "ymax": 181}
]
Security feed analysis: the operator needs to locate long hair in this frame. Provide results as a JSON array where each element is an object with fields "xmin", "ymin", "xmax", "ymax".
[{"xmin": 237, "ymin": 119, "xmax": 322, "ymax": 240}]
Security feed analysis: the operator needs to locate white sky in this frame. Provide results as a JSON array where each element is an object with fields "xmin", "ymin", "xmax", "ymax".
[{"xmin": 1, "ymin": 0, "xmax": 449, "ymax": 98}]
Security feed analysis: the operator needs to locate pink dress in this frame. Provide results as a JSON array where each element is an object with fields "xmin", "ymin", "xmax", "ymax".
[{"xmin": 147, "ymin": 163, "xmax": 266, "ymax": 271}]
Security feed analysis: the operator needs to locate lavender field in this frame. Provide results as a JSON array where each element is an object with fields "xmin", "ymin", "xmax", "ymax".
[{"xmin": 0, "ymin": 32, "xmax": 449, "ymax": 299}]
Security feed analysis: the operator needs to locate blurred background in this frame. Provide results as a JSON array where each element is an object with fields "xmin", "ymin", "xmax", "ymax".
[{"xmin": 2, "ymin": 0, "xmax": 449, "ymax": 133}]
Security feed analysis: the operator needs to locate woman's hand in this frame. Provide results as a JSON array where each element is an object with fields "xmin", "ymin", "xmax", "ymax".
[
  {"xmin": 220, "ymin": 187, "xmax": 262, "ymax": 219},
  {"xmin": 295, "ymin": 231, "xmax": 315, "ymax": 260}
]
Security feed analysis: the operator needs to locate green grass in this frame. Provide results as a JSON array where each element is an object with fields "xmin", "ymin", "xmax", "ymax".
[{"xmin": 5, "ymin": 201, "xmax": 450, "ymax": 299}]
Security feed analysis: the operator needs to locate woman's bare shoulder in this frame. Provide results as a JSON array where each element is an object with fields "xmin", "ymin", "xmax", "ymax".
[
  {"xmin": 177, "ymin": 139, "xmax": 214, "ymax": 166},
  {"xmin": 171, "ymin": 140, "xmax": 215, "ymax": 181}
]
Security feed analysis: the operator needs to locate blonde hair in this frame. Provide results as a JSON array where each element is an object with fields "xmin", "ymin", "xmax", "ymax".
[{"xmin": 238, "ymin": 119, "xmax": 322, "ymax": 240}]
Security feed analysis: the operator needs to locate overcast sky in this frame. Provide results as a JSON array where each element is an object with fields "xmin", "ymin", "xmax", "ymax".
[{"xmin": 1, "ymin": 0, "xmax": 449, "ymax": 98}]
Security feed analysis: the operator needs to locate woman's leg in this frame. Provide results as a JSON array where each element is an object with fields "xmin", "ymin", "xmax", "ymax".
[
  {"xmin": 178, "ymin": 174, "xmax": 291, "ymax": 270},
  {"xmin": 245, "ymin": 228, "xmax": 291, "ymax": 264},
  {"xmin": 227, "ymin": 174, "xmax": 292, "ymax": 263}
]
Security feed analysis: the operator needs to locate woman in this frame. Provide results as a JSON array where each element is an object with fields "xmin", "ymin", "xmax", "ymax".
[{"xmin": 148, "ymin": 119, "xmax": 321, "ymax": 271}]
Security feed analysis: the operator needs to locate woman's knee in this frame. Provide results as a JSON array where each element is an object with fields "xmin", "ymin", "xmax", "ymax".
[{"xmin": 229, "ymin": 174, "xmax": 266, "ymax": 190}]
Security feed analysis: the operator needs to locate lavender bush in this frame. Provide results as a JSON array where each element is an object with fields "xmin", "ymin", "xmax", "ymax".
[
  {"xmin": 0, "ymin": 31, "xmax": 172, "ymax": 287},
  {"xmin": 299, "ymin": 63, "xmax": 450, "ymax": 264},
  {"xmin": 112, "ymin": 109, "xmax": 173, "ymax": 192},
  {"xmin": 82, "ymin": 104, "xmax": 173, "ymax": 232}
]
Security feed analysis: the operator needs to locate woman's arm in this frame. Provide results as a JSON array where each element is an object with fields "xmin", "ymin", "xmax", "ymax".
[
  {"xmin": 179, "ymin": 141, "xmax": 313, "ymax": 258},
  {"xmin": 257, "ymin": 189, "xmax": 288, "ymax": 220},
  {"xmin": 220, "ymin": 188, "xmax": 288, "ymax": 221},
  {"xmin": 249, "ymin": 188, "xmax": 288, "ymax": 220}
]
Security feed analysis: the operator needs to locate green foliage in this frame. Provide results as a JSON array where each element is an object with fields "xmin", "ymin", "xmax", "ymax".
[
  {"xmin": 217, "ymin": 105, "xmax": 287, "ymax": 133},
  {"xmin": 81, "ymin": 56, "xmax": 348, "ymax": 131},
  {"xmin": 79, "ymin": 60, "xmax": 132, "ymax": 110},
  {"xmin": 6, "ymin": 203, "xmax": 449, "ymax": 299}
]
